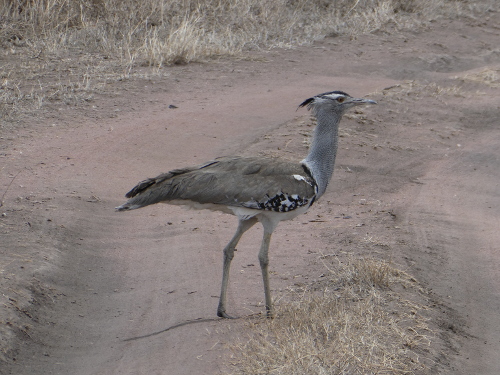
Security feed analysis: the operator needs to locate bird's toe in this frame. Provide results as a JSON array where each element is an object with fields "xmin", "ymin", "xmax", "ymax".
[{"xmin": 217, "ymin": 310, "xmax": 237, "ymax": 319}]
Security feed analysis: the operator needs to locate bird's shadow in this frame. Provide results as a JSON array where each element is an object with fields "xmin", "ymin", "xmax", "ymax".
[
  {"xmin": 122, "ymin": 317, "xmax": 221, "ymax": 342},
  {"xmin": 122, "ymin": 313, "xmax": 264, "ymax": 342}
]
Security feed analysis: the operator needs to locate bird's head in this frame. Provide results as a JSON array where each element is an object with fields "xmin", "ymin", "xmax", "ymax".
[{"xmin": 298, "ymin": 91, "xmax": 376, "ymax": 114}]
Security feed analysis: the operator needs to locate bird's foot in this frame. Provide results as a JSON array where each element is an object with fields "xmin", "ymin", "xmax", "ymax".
[
  {"xmin": 266, "ymin": 308, "xmax": 275, "ymax": 319},
  {"xmin": 217, "ymin": 309, "xmax": 237, "ymax": 319}
]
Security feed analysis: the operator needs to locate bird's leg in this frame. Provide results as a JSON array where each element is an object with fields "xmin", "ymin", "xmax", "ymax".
[
  {"xmin": 258, "ymin": 229, "xmax": 274, "ymax": 318},
  {"xmin": 217, "ymin": 217, "xmax": 257, "ymax": 319}
]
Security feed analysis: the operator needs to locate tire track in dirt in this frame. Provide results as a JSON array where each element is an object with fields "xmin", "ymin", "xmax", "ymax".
[{"xmin": 406, "ymin": 128, "xmax": 500, "ymax": 374}]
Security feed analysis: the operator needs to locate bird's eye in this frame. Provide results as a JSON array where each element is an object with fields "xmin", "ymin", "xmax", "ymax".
[{"xmin": 337, "ymin": 97, "xmax": 345, "ymax": 103}]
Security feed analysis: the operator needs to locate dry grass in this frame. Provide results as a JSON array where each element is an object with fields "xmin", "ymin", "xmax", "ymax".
[
  {"xmin": 228, "ymin": 257, "xmax": 434, "ymax": 374},
  {"xmin": 378, "ymin": 81, "xmax": 465, "ymax": 102},
  {"xmin": 0, "ymin": 0, "xmax": 485, "ymax": 64},
  {"xmin": 1, "ymin": 0, "xmax": 495, "ymax": 122},
  {"xmin": 455, "ymin": 66, "xmax": 500, "ymax": 87}
]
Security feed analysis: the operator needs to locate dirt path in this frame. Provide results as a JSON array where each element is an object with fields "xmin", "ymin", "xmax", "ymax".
[
  {"xmin": 1, "ymin": 12, "xmax": 500, "ymax": 374},
  {"xmin": 406, "ymin": 129, "xmax": 500, "ymax": 373}
]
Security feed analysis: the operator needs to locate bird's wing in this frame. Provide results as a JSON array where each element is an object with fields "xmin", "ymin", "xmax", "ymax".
[{"xmin": 117, "ymin": 156, "xmax": 317, "ymax": 212}]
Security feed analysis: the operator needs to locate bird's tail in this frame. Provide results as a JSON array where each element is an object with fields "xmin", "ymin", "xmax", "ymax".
[
  {"xmin": 116, "ymin": 175, "xmax": 167, "ymax": 212},
  {"xmin": 115, "ymin": 163, "xmax": 214, "ymax": 213},
  {"xmin": 115, "ymin": 202, "xmax": 142, "ymax": 211}
]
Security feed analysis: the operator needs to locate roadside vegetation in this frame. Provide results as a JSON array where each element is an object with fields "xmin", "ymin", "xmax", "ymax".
[
  {"xmin": 0, "ymin": 0, "xmax": 495, "ymax": 121},
  {"xmin": 229, "ymin": 257, "xmax": 435, "ymax": 374}
]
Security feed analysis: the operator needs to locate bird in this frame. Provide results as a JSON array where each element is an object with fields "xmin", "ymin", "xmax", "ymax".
[{"xmin": 116, "ymin": 90, "xmax": 376, "ymax": 318}]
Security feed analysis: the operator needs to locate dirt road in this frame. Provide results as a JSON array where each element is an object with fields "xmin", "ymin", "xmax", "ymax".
[{"xmin": 1, "ymin": 12, "xmax": 500, "ymax": 374}]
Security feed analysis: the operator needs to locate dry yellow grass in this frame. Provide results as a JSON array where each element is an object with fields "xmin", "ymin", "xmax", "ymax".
[
  {"xmin": 1, "ymin": 0, "xmax": 495, "ymax": 121},
  {"xmin": 378, "ymin": 81, "xmax": 465, "ymax": 103},
  {"xmin": 456, "ymin": 66, "xmax": 500, "ymax": 88},
  {"xmin": 0, "ymin": 0, "xmax": 487, "ymax": 66},
  {"xmin": 227, "ymin": 258, "xmax": 433, "ymax": 374}
]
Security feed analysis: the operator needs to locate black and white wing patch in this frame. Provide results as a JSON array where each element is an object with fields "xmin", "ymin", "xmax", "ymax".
[
  {"xmin": 241, "ymin": 173, "xmax": 317, "ymax": 213},
  {"xmin": 255, "ymin": 192, "xmax": 312, "ymax": 212}
]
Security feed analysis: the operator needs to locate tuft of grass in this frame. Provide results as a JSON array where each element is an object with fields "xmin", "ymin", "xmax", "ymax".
[
  {"xmin": 378, "ymin": 81, "xmax": 464, "ymax": 104},
  {"xmin": 228, "ymin": 258, "xmax": 433, "ymax": 374},
  {"xmin": 456, "ymin": 66, "xmax": 500, "ymax": 88}
]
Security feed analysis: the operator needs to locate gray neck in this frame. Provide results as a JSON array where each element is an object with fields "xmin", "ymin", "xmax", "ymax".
[{"xmin": 301, "ymin": 108, "xmax": 341, "ymax": 198}]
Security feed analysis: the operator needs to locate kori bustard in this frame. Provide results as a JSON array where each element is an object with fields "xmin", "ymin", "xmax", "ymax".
[{"xmin": 117, "ymin": 91, "xmax": 376, "ymax": 318}]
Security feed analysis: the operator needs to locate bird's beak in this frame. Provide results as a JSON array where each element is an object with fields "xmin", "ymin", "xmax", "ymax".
[{"xmin": 351, "ymin": 97, "xmax": 377, "ymax": 105}]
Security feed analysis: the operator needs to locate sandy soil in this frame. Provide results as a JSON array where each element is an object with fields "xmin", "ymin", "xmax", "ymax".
[{"xmin": 1, "ymin": 11, "xmax": 500, "ymax": 374}]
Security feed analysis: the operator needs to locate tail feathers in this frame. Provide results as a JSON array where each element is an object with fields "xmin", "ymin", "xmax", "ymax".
[
  {"xmin": 117, "ymin": 161, "xmax": 219, "ymax": 213},
  {"xmin": 117, "ymin": 172, "xmax": 178, "ymax": 212},
  {"xmin": 125, "ymin": 167, "xmax": 198, "ymax": 199},
  {"xmin": 116, "ymin": 177, "xmax": 160, "ymax": 212},
  {"xmin": 115, "ymin": 203, "xmax": 142, "ymax": 211},
  {"xmin": 125, "ymin": 177, "xmax": 157, "ymax": 198}
]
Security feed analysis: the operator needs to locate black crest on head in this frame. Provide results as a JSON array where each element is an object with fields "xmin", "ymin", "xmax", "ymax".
[
  {"xmin": 298, "ymin": 97, "xmax": 315, "ymax": 109},
  {"xmin": 298, "ymin": 90, "xmax": 351, "ymax": 110}
]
